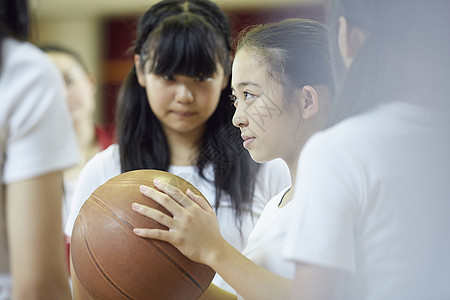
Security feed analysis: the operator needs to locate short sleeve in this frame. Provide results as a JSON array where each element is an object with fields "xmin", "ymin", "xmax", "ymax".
[
  {"xmin": 2, "ymin": 40, "xmax": 79, "ymax": 183},
  {"xmin": 283, "ymin": 132, "xmax": 362, "ymax": 273}
]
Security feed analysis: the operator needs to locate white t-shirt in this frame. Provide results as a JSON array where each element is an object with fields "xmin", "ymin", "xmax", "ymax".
[
  {"xmin": 0, "ymin": 38, "xmax": 79, "ymax": 296},
  {"xmin": 215, "ymin": 187, "xmax": 295, "ymax": 297},
  {"xmin": 65, "ymin": 144, "xmax": 291, "ymax": 249},
  {"xmin": 283, "ymin": 102, "xmax": 450, "ymax": 300},
  {"xmin": 65, "ymin": 144, "xmax": 290, "ymax": 289}
]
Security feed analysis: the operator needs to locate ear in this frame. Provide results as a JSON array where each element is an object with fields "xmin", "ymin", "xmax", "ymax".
[
  {"xmin": 338, "ymin": 16, "xmax": 368, "ymax": 68},
  {"xmin": 134, "ymin": 54, "xmax": 147, "ymax": 87},
  {"xmin": 301, "ymin": 85, "xmax": 319, "ymax": 119}
]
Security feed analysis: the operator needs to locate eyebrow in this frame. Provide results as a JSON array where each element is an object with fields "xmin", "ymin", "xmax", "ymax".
[{"xmin": 231, "ymin": 81, "xmax": 261, "ymax": 92}]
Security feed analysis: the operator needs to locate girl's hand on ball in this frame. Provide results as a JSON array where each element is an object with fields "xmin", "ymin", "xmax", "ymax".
[{"xmin": 133, "ymin": 179, "xmax": 226, "ymax": 266}]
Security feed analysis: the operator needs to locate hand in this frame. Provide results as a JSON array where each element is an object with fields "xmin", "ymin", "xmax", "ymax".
[{"xmin": 132, "ymin": 179, "xmax": 226, "ymax": 265}]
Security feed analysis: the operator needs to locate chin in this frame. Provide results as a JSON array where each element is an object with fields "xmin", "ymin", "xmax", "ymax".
[{"xmin": 248, "ymin": 151, "xmax": 272, "ymax": 164}]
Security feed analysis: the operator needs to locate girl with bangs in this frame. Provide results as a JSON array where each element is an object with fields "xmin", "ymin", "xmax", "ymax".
[{"xmin": 65, "ymin": 0, "xmax": 290, "ymax": 295}]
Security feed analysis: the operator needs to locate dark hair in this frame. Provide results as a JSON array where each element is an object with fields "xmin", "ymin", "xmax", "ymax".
[
  {"xmin": 328, "ymin": 0, "xmax": 450, "ymax": 125},
  {"xmin": 40, "ymin": 44, "xmax": 90, "ymax": 74},
  {"xmin": 0, "ymin": 0, "xmax": 29, "ymax": 71},
  {"xmin": 236, "ymin": 18, "xmax": 334, "ymax": 101},
  {"xmin": 117, "ymin": 0, "xmax": 259, "ymax": 228}
]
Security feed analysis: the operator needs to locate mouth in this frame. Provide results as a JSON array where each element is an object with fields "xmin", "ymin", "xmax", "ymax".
[
  {"xmin": 241, "ymin": 135, "xmax": 255, "ymax": 149},
  {"xmin": 171, "ymin": 111, "xmax": 196, "ymax": 117}
]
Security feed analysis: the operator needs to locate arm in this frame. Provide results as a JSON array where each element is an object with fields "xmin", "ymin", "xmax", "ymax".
[
  {"xmin": 132, "ymin": 180, "xmax": 292, "ymax": 300},
  {"xmin": 6, "ymin": 171, "xmax": 72, "ymax": 300},
  {"xmin": 289, "ymin": 262, "xmax": 347, "ymax": 300}
]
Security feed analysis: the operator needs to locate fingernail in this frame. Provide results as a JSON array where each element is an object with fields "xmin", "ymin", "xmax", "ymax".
[
  {"xmin": 140, "ymin": 185, "xmax": 148, "ymax": 192},
  {"xmin": 132, "ymin": 203, "xmax": 140, "ymax": 210},
  {"xmin": 154, "ymin": 179, "xmax": 161, "ymax": 186},
  {"xmin": 133, "ymin": 228, "xmax": 142, "ymax": 234}
]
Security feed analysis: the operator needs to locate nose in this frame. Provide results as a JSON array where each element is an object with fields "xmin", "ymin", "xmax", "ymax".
[
  {"xmin": 175, "ymin": 84, "xmax": 194, "ymax": 104},
  {"xmin": 232, "ymin": 106, "xmax": 248, "ymax": 128}
]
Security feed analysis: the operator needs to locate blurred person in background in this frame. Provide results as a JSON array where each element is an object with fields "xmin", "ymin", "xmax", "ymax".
[
  {"xmin": 40, "ymin": 44, "xmax": 115, "ymax": 272},
  {"xmin": 0, "ymin": 0, "xmax": 79, "ymax": 298},
  {"xmin": 284, "ymin": 0, "xmax": 450, "ymax": 299}
]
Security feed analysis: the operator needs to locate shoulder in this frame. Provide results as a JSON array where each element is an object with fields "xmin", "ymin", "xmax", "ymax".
[
  {"xmin": 1, "ymin": 39, "xmax": 65, "ymax": 114},
  {"xmin": 2, "ymin": 38, "xmax": 61, "ymax": 84},
  {"xmin": 83, "ymin": 144, "xmax": 121, "ymax": 177},
  {"xmin": 76, "ymin": 144, "xmax": 121, "ymax": 196},
  {"xmin": 305, "ymin": 102, "xmax": 417, "ymax": 162}
]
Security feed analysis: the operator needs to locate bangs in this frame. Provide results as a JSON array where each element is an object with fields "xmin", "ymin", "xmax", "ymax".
[{"xmin": 142, "ymin": 13, "xmax": 226, "ymax": 78}]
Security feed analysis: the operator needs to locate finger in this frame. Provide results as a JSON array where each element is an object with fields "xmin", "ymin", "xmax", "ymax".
[
  {"xmin": 186, "ymin": 189, "xmax": 213, "ymax": 212},
  {"xmin": 132, "ymin": 203, "xmax": 174, "ymax": 228},
  {"xmin": 153, "ymin": 179, "xmax": 194, "ymax": 208},
  {"xmin": 133, "ymin": 227, "xmax": 173, "ymax": 243},
  {"xmin": 139, "ymin": 185, "xmax": 184, "ymax": 216}
]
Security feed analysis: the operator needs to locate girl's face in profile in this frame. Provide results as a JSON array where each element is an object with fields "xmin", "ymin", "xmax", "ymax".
[
  {"xmin": 231, "ymin": 49, "xmax": 300, "ymax": 164},
  {"xmin": 136, "ymin": 57, "xmax": 227, "ymax": 138}
]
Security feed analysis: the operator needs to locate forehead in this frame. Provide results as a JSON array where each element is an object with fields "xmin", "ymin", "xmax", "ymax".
[
  {"xmin": 231, "ymin": 49, "xmax": 277, "ymax": 90},
  {"xmin": 47, "ymin": 52, "xmax": 83, "ymax": 74}
]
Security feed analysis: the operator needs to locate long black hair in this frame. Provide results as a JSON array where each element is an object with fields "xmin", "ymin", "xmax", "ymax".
[
  {"xmin": 117, "ymin": 0, "xmax": 259, "ymax": 227},
  {"xmin": 0, "ymin": 0, "xmax": 29, "ymax": 72},
  {"xmin": 327, "ymin": 0, "xmax": 450, "ymax": 125}
]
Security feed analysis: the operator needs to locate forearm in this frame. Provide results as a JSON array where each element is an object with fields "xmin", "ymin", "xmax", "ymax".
[
  {"xmin": 208, "ymin": 240, "xmax": 292, "ymax": 300},
  {"xmin": 6, "ymin": 171, "xmax": 72, "ymax": 299}
]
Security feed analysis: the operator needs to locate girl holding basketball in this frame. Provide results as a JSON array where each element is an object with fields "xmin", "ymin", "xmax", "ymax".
[
  {"xmin": 132, "ymin": 18, "xmax": 334, "ymax": 299},
  {"xmin": 65, "ymin": 0, "xmax": 290, "ymax": 293}
]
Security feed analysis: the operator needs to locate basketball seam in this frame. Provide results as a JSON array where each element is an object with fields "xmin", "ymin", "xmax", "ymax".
[
  {"xmin": 78, "ymin": 214, "xmax": 135, "ymax": 300},
  {"xmin": 90, "ymin": 194, "xmax": 207, "ymax": 293}
]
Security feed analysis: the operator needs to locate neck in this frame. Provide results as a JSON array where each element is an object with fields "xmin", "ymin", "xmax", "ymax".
[
  {"xmin": 278, "ymin": 130, "xmax": 315, "ymax": 208},
  {"xmin": 74, "ymin": 118, "xmax": 95, "ymax": 150},
  {"xmin": 165, "ymin": 127, "xmax": 204, "ymax": 166}
]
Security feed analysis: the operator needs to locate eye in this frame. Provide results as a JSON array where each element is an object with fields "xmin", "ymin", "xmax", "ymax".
[
  {"xmin": 162, "ymin": 74, "xmax": 175, "ymax": 81},
  {"xmin": 195, "ymin": 76, "xmax": 212, "ymax": 82},
  {"xmin": 243, "ymin": 91, "xmax": 255, "ymax": 100},
  {"xmin": 229, "ymin": 94, "xmax": 238, "ymax": 107}
]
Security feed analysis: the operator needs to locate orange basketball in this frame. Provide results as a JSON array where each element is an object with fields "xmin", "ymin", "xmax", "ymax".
[{"xmin": 71, "ymin": 170, "xmax": 215, "ymax": 299}]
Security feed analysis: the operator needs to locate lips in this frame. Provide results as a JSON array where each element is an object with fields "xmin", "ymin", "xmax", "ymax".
[
  {"xmin": 171, "ymin": 111, "xmax": 195, "ymax": 117},
  {"xmin": 241, "ymin": 135, "xmax": 255, "ymax": 149}
]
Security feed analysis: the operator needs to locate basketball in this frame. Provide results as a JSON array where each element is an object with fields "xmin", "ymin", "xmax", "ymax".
[{"xmin": 70, "ymin": 170, "xmax": 215, "ymax": 299}]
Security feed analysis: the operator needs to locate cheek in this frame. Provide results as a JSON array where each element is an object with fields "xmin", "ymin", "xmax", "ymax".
[
  {"xmin": 145, "ymin": 83, "xmax": 172, "ymax": 111},
  {"xmin": 197, "ymin": 84, "xmax": 222, "ymax": 115},
  {"xmin": 67, "ymin": 81, "xmax": 91, "ymax": 98}
]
